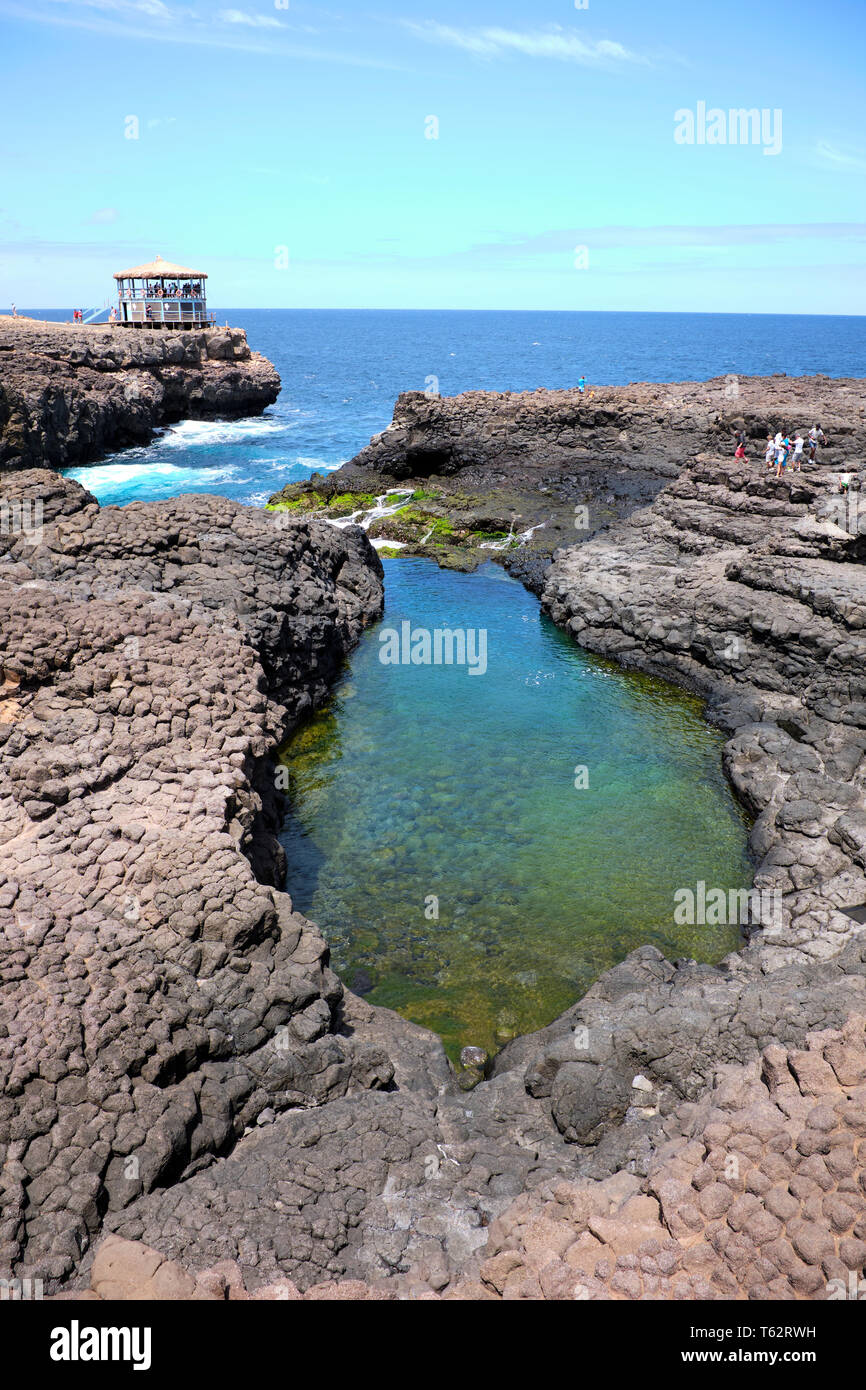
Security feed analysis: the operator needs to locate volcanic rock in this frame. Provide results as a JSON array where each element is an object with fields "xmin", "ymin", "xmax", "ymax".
[{"xmin": 0, "ymin": 317, "xmax": 280, "ymax": 471}]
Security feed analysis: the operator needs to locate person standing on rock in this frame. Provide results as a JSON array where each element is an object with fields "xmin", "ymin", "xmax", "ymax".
[
  {"xmin": 792, "ymin": 433, "xmax": 805, "ymax": 471},
  {"xmin": 775, "ymin": 437, "xmax": 789, "ymax": 478},
  {"xmin": 809, "ymin": 425, "xmax": 826, "ymax": 462},
  {"xmin": 578, "ymin": 376, "xmax": 586, "ymax": 395},
  {"xmin": 764, "ymin": 435, "xmax": 776, "ymax": 468},
  {"xmin": 735, "ymin": 441, "xmax": 748, "ymax": 461}
]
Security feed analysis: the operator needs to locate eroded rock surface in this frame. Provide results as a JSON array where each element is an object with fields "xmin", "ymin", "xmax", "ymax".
[
  {"xmin": 0, "ymin": 471, "xmax": 386, "ymax": 1285},
  {"xmin": 347, "ymin": 376, "xmax": 866, "ymax": 482},
  {"xmin": 56, "ymin": 1014, "xmax": 866, "ymax": 1301}
]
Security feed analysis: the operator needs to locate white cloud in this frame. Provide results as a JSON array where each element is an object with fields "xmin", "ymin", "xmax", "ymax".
[
  {"xmin": 401, "ymin": 21, "xmax": 647, "ymax": 66},
  {"xmin": 218, "ymin": 8, "xmax": 283, "ymax": 28},
  {"xmin": 0, "ymin": 0, "xmax": 397, "ymax": 65},
  {"xmin": 86, "ymin": 207, "xmax": 119, "ymax": 225},
  {"xmin": 46, "ymin": 0, "xmax": 179, "ymax": 18},
  {"xmin": 815, "ymin": 141, "xmax": 866, "ymax": 172}
]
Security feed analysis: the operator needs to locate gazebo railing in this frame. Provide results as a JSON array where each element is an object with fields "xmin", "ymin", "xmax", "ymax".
[
  {"xmin": 118, "ymin": 284, "xmax": 205, "ymax": 300},
  {"xmin": 119, "ymin": 299, "xmax": 215, "ymax": 327},
  {"xmin": 123, "ymin": 300, "xmax": 207, "ymax": 316}
]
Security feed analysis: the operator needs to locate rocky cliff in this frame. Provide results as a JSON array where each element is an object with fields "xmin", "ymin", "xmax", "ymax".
[
  {"xmin": 0, "ymin": 317, "xmax": 281, "ymax": 472},
  {"xmin": 348, "ymin": 375, "xmax": 866, "ymax": 478},
  {"xmin": 269, "ymin": 374, "xmax": 865, "ymax": 591},
  {"xmin": 0, "ymin": 472, "xmax": 390, "ymax": 1287},
  {"xmin": 4, "ymin": 376, "xmax": 866, "ymax": 1304}
]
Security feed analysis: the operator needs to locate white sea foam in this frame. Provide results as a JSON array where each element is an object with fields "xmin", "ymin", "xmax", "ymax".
[
  {"xmin": 65, "ymin": 461, "xmax": 240, "ymax": 491},
  {"xmin": 479, "ymin": 518, "xmax": 517, "ymax": 551},
  {"xmin": 161, "ymin": 418, "xmax": 285, "ymax": 448},
  {"xmin": 326, "ymin": 488, "xmax": 413, "ymax": 533}
]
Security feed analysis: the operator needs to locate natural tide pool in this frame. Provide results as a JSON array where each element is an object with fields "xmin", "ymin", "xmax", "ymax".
[{"xmin": 279, "ymin": 558, "xmax": 752, "ymax": 1062}]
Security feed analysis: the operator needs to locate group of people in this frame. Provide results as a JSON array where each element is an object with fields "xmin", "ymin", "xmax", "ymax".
[
  {"xmin": 734, "ymin": 426, "xmax": 827, "ymax": 478},
  {"xmin": 145, "ymin": 281, "xmax": 202, "ymax": 299}
]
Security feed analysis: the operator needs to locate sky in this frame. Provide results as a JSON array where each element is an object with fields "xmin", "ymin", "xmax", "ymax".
[{"xmin": 0, "ymin": 0, "xmax": 865, "ymax": 312}]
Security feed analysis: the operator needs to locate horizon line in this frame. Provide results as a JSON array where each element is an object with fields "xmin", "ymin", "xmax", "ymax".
[{"xmin": 4, "ymin": 307, "xmax": 866, "ymax": 320}]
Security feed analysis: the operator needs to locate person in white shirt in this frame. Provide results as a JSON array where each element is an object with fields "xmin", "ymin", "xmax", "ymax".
[
  {"xmin": 808, "ymin": 425, "xmax": 826, "ymax": 462},
  {"xmin": 792, "ymin": 434, "xmax": 805, "ymax": 470}
]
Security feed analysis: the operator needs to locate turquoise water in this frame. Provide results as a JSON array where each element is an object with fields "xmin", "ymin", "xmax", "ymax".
[{"xmin": 281, "ymin": 558, "xmax": 752, "ymax": 1060}]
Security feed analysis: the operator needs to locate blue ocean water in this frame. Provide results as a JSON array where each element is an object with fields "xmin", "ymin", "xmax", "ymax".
[{"xmin": 55, "ymin": 309, "xmax": 866, "ymax": 507}]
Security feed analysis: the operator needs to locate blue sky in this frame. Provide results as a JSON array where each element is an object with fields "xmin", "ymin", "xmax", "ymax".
[{"xmin": 1, "ymin": 0, "xmax": 865, "ymax": 311}]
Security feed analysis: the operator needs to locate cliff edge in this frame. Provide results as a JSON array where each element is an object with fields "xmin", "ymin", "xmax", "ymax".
[{"xmin": 0, "ymin": 317, "xmax": 281, "ymax": 472}]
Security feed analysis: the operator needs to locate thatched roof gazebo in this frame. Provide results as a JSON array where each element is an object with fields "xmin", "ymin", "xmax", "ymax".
[{"xmin": 113, "ymin": 255, "xmax": 214, "ymax": 329}]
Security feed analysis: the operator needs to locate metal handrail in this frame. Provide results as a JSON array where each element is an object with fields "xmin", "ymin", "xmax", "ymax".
[
  {"xmin": 111, "ymin": 311, "xmax": 217, "ymax": 328},
  {"xmin": 117, "ymin": 287, "xmax": 205, "ymax": 300}
]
